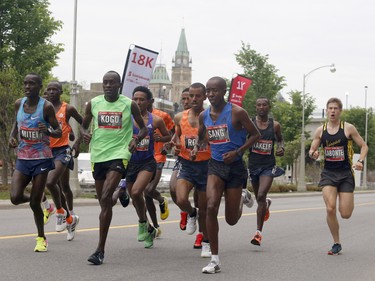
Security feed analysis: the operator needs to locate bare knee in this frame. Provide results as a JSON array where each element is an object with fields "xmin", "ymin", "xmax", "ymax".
[
  {"xmin": 10, "ymin": 195, "xmax": 20, "ymax": 205},
  {"xmin": 339, "ymin": 208, "xmax": 353, "ymax": 219}
]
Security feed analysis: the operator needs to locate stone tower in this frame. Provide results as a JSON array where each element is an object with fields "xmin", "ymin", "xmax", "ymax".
[{"xmin": 171, "ymin": 28, "xmax": 192, "ymax": 108}]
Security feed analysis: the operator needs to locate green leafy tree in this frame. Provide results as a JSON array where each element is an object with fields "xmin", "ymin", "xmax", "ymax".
[
  {"xmin": 0, "ymin": 0, "xmax": 63, "ymax": 184},
  {"xmin": 234, "ymin": 42, "xmax": 286, "ymax": 117},
  {"xmin": 272, "ymin": 91, "xmax": 316, "ymax": 183},
  {"xmin": 342, "ymin": 107, "xmax": 375, "ymax": 170}
]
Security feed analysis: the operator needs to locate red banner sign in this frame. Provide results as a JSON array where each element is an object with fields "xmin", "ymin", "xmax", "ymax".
[{"xmin": 229, "ymin": 74, "xmax": 252, "ymax": 107}]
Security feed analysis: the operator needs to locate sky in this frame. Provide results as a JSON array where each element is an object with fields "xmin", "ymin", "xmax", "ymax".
[{"xmin": 48, "ymin": 0, "xmax": 375, "ymax": 113}]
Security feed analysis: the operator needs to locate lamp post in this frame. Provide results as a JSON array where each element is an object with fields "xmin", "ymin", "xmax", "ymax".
[
  {"xmin": 298, "ymin": 63, "xmax": 336, "ymax": 192},
  {"xmin": 69, "ymin": 0, "xmax": 80, "ymax": 197},
  {"xmin": 345, "ymin": 92, "xmax": 349, "ymax": 110},
  {"xmin": 363, "ymin": 86, "xmax": 368, "ymax": 189}
]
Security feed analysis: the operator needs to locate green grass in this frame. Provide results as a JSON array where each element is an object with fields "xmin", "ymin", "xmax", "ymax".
[{"xmin": 0, "ymin": 185, "xmax": 10, "ymax": 200}]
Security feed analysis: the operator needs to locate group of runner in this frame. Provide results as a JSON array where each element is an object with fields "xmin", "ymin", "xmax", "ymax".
[{"xmin": 9, "ymin": 72, "xmax": 368, "ymax": 274}]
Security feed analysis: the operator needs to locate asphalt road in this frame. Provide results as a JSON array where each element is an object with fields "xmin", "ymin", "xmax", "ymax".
[{"xmin": 1, "ymin": 192, "xmax": 375, "ymax": 281}]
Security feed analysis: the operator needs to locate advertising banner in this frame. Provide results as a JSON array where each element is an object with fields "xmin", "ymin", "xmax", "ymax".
[
  {"xmin": 121, "ymin": 45, "xmax": 159, "ymax": 98},
  {"xmin": 228, "ymin": 74, "xmax": 252, "ymax": 107}
]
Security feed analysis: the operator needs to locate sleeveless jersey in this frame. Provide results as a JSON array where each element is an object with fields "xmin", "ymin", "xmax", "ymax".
[
  {"xmin": 321, "ymin": 121, "xmax": 353, "ymax": 170},
  {"xmin": 16, "ymin": 97, "xmax": 52, "ymax": 159},
  {"xmin": 50, "ymin": 102, "xmax": 70, "ymax": 148},
  {"xmin": 203, "ymin": 103, "xmax": 247, "ymax": 162},
  {"xmin": 179, "ymin": 109, "xmax": 211, "ymax": 161},
  {"xmin": 130, "ymin": 112, "xmax": 154, "ymax": 163},
  {"xmin": 152, "ymin": 108, "xmax": 174, "ymax": 163},
  {"xmin": 248, "ymin": 118, "xmax": 276, "ymax": 169},
  {"xmin": 90, "ymin": 95, "xmax": 133, "ymax": 163}
]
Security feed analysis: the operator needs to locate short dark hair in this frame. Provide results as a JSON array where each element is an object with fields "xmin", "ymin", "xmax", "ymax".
[
  {"xmin": 182, "ymin": 87, "xmax": 190, "ymax": 93},
  {"xmin": 256, "ymin": 97, "xmax": 270, "ymax": 105},
  {"xmin": 105, "ymin": 71, "xmax": 121, "ymax": 83},
  {"xmin": 132, "ymin": 86, "xmax": 153, "ymax": 100},
  {"xmin": 27, "ymin": 73, "xmax": 42, "ymax": 86},
  {"xmin": 47, "ymin": 80, "xmax": 62, "ymax": 92},
  {"xmin": 190, "ymin": 82, "xmax": 206, "ymax": 94}
]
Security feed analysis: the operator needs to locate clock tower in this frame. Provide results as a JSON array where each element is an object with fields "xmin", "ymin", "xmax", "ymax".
[{"xmin": 171, "ymin": 28, "xmax": 192, "ymax": 107}]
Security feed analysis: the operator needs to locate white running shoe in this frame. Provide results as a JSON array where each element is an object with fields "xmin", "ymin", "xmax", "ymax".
[
  {"xmin": 66, "ymin": 215, "xmax": 79, "ymax": 241},
  {"xmin": 201, "ymin": 242, "xmax": 212, "ymax": 258},
  {"xmin": 55, "ymin": 210, "xmax": 67, "ymax": 232},
  {"xmin": 242, "ymin": 189, "xmax": 254, "ymax": 208},
  {"xmin": 186, "ymin": 210, "xmax": 198, "ymax": 235},
  {"xmin": 202, "ymin": 260, "xmax": 221, "ymax": 274}
]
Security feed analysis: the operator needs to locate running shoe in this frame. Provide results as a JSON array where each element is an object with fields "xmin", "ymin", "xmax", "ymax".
[
  {"xmin": 194, "ymin": 233, "xmax": 203, "ymax": 249},
  {"xmin": 144, "ymin": 227, "xmax": 157, "ymax": 248},
  {"xmin": 242, "ymin": 189, "xmax": 254, "ymax": 208},
  {"xmin": 66, "ymin": 215, "xmax": 79, "ymax": 241},
  {"xmin": 138, "ymin": 222, "xmax": 148, "ymax": 241},
  {"xmin": 55, "ymin": 209, "xmax": 67, "ymax": 232},
  {"xmin": 202, "ymin": 260, "xmax": 221, "ymax": 274},
  {"xmin": 88, "ymin": 251, "xmax": 104, "ymax": 265},
  {"xmin": 186, "ymin": 210, "xmax": 198, "ymax": 235},
  {"xmin": 159, "ymin": 196, "xmax": 169, "ymax": 220},
  {"xmin": 43, "ymin": 203, "xmax": 56, "ymax": 225},
  {"xmin": 155, "ymin": 227, "xmax": 162, "ymax": 238},
  {"xmin": 328, "ymin": 243, "xmax": 342, "ymax": 255},
  {"xmin": 264, "ymin": 198, "xmax": 272, "ymax": 222},
  {"xmin": 201, "ymin": 242, "xmax": 212, "ymax": 258},
  {"xmin": 180, "ymin": 211, "xmax": 188, "ymax": 230},
  {"xmin": 34, "ymin": 237, "xmax": 48, "ymax": 252},
  {"xmin": 119, "ymin": 189, "xmax": 130, "ymax": 208},
  {"xmin": 251, "ymin": 231, "xmax": 262, "ymax": 246}
]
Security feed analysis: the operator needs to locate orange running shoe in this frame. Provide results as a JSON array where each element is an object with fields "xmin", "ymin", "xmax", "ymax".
[
  {"xmin": 264, "ymin": 198, "xmax": 272, "ymax": 222},
  {"xmin": 251, "ymin": 231, "xmax": 262, "ymax": 246},
  {"xmin": 180, "ymin": 211, "xmax": 188, "ymax": 230}
]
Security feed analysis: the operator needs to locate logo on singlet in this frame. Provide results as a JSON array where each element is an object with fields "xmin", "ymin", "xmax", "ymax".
[
  {"xmin": 98, "ymin": 112, "xmax": 122, "ymax": 129},
  {"xmin": 207, "ymin": 124, "xmax": 230, "ymax": 144},
  {"xmin": 252, "ymin": 140, "xmax": 272, "ymax": 155},
  {"xmin": 324, "ymin": 146, "xmax": 345, "ymax": 161},
  {"xmin": 20, "ymin": 126, "xmax": 43, "ymax": 143}
]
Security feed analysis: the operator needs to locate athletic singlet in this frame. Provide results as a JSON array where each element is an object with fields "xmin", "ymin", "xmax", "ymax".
[
  {"xmin": 248, "ymin": 118, "xmax": 276, "ymax": 169},
  {"xmin": 130, "ymin": 112, "xmax": 154, "ymax": 163},
  {"xmin": 152, "ymin": 108, "xmax": 174, "ymax": 163},
  {"xmin": 90, "ymin": 95, "xmax": 133, "ymax": 163},
  {"xmin": 203, "ymin": 103, "xmax": 247, "ymax": 162},
  {"xmin": 50, "ymin": 102, "xmax": 70, "ymax": 148},
  {"xmin": 16, "ymin": 97, "xmax": 52, "ymax": 159},
  {"xmin": 179, "ymin": 109, "xmax": 211, "ymax": 161},
  {"xmin": 321, "ymin": 121, "xmax": 353, "ymax": 170}
]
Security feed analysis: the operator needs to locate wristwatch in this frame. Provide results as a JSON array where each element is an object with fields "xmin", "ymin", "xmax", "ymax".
[{"xmin": 357, "ymin": 159, "xmax": 364, "ymax": 164}]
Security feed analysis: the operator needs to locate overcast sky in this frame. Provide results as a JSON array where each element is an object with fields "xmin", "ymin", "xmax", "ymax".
[{"xmin": 49, "ymin": 0, "xmax": 374, "ymax": 112}]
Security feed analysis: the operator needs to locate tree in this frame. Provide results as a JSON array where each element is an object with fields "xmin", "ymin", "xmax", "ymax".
[
  {"xmin": 234, "ymin": 42, "xmax": 286, "ymax": 117},
  {"xmin": 342, "ymin": 107, "xmax": 375, "ymax": 170},
  {"xmin": 0, "ymin": 0, "xmax": 63, "ymax": 184},
  {"xmin": 0, "ymin": 0, "xmax": 63, "ymax": 75},
  {"xmin": 272, "ymin": 91, "xmax": 316, "ymax": 184}
]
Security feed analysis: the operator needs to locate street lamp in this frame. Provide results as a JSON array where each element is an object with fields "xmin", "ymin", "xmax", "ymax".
[
  {"xmin": 69, "ymin": 0, "xmax": 80, "ymax": 196},
  {"xmin": 363, "ymin": 86, "xmax": 368, "ymax": 188},
  {"xmin": 345, "ymin": 92, "xmax": 349, "ymax": 110},
  {"xmin": 298, "ymin": 63, "xmax": 336, "ymax": 191}
]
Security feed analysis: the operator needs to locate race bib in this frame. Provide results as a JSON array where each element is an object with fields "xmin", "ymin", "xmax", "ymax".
[
  {"xmin": 207, "ymin": 124, "xmax": 230, "ymax": 144},
  {"xmin": 20, "ymin": 126, "xmax": 43, "ymax": 143},
  {"xmin": 252, "ymin": 140, "xmax": 272, "ymax": 155},
  {"xmin": 98, "ymin": 112, "xmax": 122, "ymax": 129},
  {"xmin": 324, "ymin": 146, "xmax": 345, "ymax": 161},
  {"xmin": 137, "ymin": 136, "xmax": 150, "ymax": 151}
]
